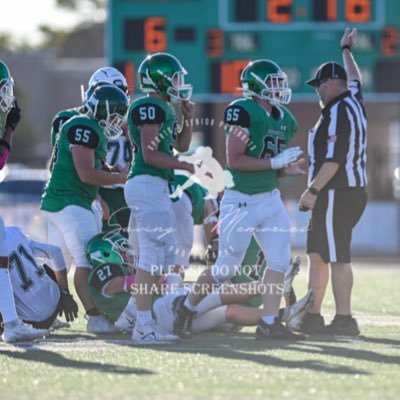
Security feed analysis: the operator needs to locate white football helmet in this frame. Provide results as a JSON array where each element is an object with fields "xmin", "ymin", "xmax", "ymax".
[{"xmin": 82, "ymin": 66, "xmax": 129, "ymax": 102}]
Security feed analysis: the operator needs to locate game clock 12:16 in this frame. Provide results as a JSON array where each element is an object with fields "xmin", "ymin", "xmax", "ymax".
[{"xmin": 229, "ymin": 0, "xmax": 374, "ymax": 25}]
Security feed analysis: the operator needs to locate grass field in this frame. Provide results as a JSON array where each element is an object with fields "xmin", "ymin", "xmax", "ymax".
[{"xmin": 1, "ymin": 259, "xmax": 399, "ymax": 400}]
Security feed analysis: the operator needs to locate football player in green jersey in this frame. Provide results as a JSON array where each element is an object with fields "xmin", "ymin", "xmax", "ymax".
[
  {"xmin": 174, "ymin": 59, "xmax": 308, "ymax": 341},
  {"xmin": 124, "ymin": 52, "xmax": 197, "ymax": 344},
  {"xmin": 41, "ymin": 84, "xmax": 130, "ymax": 333},
  {"xmin": 49, "ymin": 68, "xmax": 131, "ymax": 237},
  {"xmin": 82, "ymin": 67, "xmax": 132, "ymax": 237},
  {"xmin": 47, "ymin": 67, "xmax": 130, "ymax": 261},
  {"xmin": 86, "ymin": 232, "xmax": 134, "ymax": 329}
]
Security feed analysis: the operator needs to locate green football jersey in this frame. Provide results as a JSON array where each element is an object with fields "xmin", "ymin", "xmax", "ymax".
[
  {"xmin": 50, "ymin": 108, "xmax": 80, "ymax": 147},
  {"xmin": 231, "ymin": 237, "xmax": 266, "ymax": 308},
  {"xmin": 88, "ymin": 263, "xmax": 130, "ymax": 322},
  {"xmin": 127, "ymin": 96, "xmax": 178, "ymax": 182},
  {"xmin": 174, "ymin": 174, "xmax": 207, "ymax": 225},
  {"xmin": 88, "ymin": 264, "xmax": 160, "ymax": 321},
  {"xmin": 41, "ymin": 115, "xmax": 107, "ymax": 212},
  {"xmin": 224, "ymin": 98, "xmax": 298, "ymax": 194}
]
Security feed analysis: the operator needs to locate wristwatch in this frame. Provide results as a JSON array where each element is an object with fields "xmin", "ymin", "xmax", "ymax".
[{"xmin": 308, "ymin": 187, "xmax": 319, "ymax": 196}]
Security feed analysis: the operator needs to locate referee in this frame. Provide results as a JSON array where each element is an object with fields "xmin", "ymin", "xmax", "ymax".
[{"xmin": 298, "ymin": 28, "xmax": 367, "ymax": 336}]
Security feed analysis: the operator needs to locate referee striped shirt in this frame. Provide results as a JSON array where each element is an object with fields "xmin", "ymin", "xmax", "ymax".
[{"xmin": 308, "ymin": 80, "xmax": 367, "ymax": 189}]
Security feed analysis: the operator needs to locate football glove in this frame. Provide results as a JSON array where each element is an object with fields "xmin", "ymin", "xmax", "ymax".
[
  {"xmin": 205, "ymin": 237, "xmax": 219, "ymax": 264},
  {"xmin": 5, "ymin": 100, "xmax": 21, "ymax": 131},
  {"xmin": 270, "ymin": 147, "xmax": 303, "ymax": 170},
  {"xmin": 59, "ymin": 289, "xmax": 79, "ymax": 322}
]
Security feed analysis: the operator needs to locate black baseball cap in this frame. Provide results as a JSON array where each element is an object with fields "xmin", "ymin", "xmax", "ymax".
[{"xmin": 306, "ymin": 61, "xmax": 347, "ymax": 87}]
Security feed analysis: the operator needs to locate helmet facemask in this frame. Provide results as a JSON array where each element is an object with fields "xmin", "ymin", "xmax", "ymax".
[
  {"xmin": 86, "ymin": 232, "xmax": 134, "ymax": 269},
  {"xmin": 164, "ymin": 70, "xmax": 193, "ymax": 103},
  {"xmin": 260, "ymin": 73, "xmax": 291, "ymax": 105},
  {"xmin": 246, "ymin": 71, "xmax": 291, "ymax": 105},
  {"xmin": 86, "ymin": 85, "xmax": 129, "ymax": 140},
  {"xmin": 0, "ymin": 77, "xmax": 15, "ymax": 113},
  {"xmin": 110, "ymin": 235, "xmax": 134, "ymax": 267},
  {"xmin": 97, "ymin": 100, "xmax": 127, "ymax": 140}
]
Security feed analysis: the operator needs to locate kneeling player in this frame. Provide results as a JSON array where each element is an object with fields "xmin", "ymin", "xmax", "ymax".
[
  {"xmin": 86, "ymin": 231, "xmax": 136, "ymax": 332},
  {"xmin": 0, "ymin": 222, "xmax": 78, "ymax": 342},
  {"xmin": 86, "ymin": 231, "xmax": 313, "ymax": 336}
]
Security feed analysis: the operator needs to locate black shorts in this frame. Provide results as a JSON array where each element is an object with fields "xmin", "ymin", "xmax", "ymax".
[{"xmin": 306, "ymin": 188, "xmax": 367, "ymax": 263}]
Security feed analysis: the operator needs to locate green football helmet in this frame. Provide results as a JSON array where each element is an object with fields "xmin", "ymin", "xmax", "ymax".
[
  {"xmin": 84, "ymin": 81, "xmax": 111, "ymax": 105},
  {"xmin": 86, "ymin": 231, "xmax": 132, "ymax": 269},
  {"xmin": 138, "ymin": 52, "xmax": 192, "ymax": 102},
  {"xmin": 240, "ymin": 59, "xmax": 291, "ymax": 105},
  {"xmin": 0, "ymin": 60, "xmax": 15, "ymax": 113},
  {"xmin": 85, "ymin": 84, "xmax": 129, "ymax": 139}
]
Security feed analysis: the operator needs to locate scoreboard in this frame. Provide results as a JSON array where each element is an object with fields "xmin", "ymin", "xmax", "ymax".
[{"xmin": 108, "ymin": 0, "xmax": 400, "ymax": 95}]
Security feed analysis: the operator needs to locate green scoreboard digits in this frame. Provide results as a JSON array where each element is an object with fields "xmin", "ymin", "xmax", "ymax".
[{"xmin": 108, "ymin": 0, "xmax": 400, "ymax": 94}]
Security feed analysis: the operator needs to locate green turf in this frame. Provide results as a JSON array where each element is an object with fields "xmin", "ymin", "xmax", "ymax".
[{"xmin": 1, "ymin": 262, "xmax": 399, "ymax": 400}]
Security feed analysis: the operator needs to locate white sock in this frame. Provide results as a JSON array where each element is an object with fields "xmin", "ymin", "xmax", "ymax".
[
  {"xmin": 124, "ymin": 297, "xmax": 137, "ymax": 319},
  {"xmin": 194, "ymin": 291, "xmax": 222, "ymax": 315},
  {"xmin": 261, "ymin": 315, "xmax": 276, "ymax": 325},
  {"xmin": 0, "ymin": 269, "xmax": 19, "ymax": 323},
  {"xmin": 136, "ymin": 310, "xmax": 152, "ymax": 326}
]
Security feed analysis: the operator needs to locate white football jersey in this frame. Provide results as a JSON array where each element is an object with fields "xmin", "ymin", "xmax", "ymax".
[
  {"xmin": 5, "ymin": 227, "xmax": 61, "ymax": 322},
  {"xmin": 103, "ymin": 135, "xmax": 132, "ymax": 189}
]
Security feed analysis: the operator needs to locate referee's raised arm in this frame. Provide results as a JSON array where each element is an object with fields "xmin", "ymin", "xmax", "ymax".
[{"xmin": 341, "ymin": 28, "xmax": 362, "ymax": 84}]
